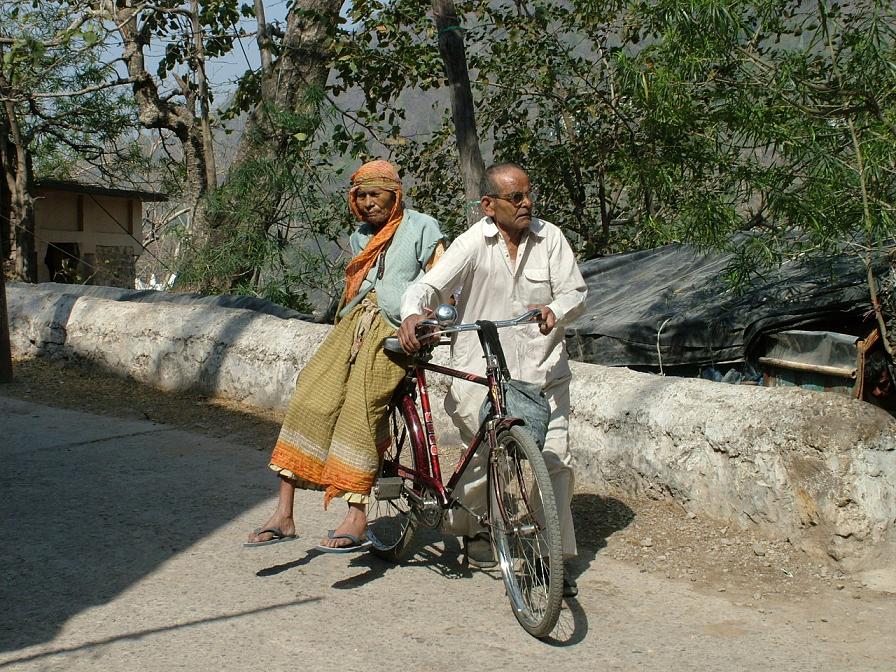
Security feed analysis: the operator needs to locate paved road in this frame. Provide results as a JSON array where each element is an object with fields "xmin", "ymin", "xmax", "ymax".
[{"xmin": 2, "ymin": 395, "xmax": 893, "ymax": 671}]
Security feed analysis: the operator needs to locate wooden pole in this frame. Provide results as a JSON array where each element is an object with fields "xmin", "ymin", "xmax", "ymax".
[
  {"xmin": 0, "ymin": 264, "xmax": 12, "ymax": 383},
  {"xmin": 431, "ymin": 0, "xmax": 485, "ymax": 225},
  {"xmin": 757, "ymin": 356, "xmax": 855, "ymax": 379}
]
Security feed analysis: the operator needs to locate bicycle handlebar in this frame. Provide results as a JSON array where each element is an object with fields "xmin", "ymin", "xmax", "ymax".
[{"xmin": 416, "ymin": 307, "xmax": 542, "ymax": 340}]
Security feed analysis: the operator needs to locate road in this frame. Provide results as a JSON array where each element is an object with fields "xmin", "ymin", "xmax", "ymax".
[{"xmin": 1, "ymin": 395, "xmax": 893, "ymax": 671}]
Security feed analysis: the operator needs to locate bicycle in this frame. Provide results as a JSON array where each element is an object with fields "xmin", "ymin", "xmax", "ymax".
[{"xmin": 366, "ymin": 304, "xmax": 564, "ymax": 638}]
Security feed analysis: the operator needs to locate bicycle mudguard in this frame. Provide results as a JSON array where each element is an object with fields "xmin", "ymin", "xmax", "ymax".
[
  {"xmin": 492, "ymin": 416, "xmax": 526, "ymax": 433},
  {"xmin": 393, "ymin": 387, "xmax": 430, "ymax": 476}
]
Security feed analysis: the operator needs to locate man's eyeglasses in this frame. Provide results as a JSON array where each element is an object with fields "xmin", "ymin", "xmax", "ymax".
[{"xmin": 486, "ymin": 189, "xmax": 536, "ymax": 207}]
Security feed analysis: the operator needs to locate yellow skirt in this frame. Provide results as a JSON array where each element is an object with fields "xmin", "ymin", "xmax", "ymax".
[{"xmin": 269, "ymin": 294, "xmax": 404, "ymax": 506}]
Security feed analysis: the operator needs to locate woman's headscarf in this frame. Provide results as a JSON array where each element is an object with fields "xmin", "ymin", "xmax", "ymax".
[{"xmin": 342, "ymin": 160, "xmax": 404, "ymax": 305}]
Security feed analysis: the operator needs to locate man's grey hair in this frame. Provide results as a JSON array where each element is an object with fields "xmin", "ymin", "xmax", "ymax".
[{"xmin": 480, "ymin": 162, "xmax": 527, "ymax": 197}]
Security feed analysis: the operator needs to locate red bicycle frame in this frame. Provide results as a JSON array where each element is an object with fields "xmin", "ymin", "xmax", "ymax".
[{"xmin": 389, "ymin": 351, "xmax": 524, "ymax": 512}]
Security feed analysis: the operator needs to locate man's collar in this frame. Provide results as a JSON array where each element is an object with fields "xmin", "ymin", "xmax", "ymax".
[{"xmin": 480, "ymin": 216, "xmax": 546, "ymax": 238}]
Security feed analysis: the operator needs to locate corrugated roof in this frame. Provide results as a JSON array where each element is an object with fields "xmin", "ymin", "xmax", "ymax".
[{"xmin": 33, "ymin": 179, "xmax": 168, "ymax": 202}]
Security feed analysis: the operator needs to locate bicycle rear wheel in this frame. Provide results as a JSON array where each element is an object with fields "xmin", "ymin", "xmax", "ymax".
[
  {"xmin": 488, "ymin": 425, "xmax": 563, "ymax": 638},
  {"xmin": 367, "ymin": 402, "xmax": 420, "ymax": 562}
]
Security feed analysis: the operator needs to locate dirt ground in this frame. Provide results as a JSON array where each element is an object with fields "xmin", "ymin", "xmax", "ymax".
[{"xmin": 2, "ymin": 355, "xmax": 884, "ymax": 605}]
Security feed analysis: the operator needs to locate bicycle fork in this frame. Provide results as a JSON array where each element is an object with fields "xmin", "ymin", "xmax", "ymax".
[{"xmin": 487, "ymin": 431, "xmax": 540, "ymax": 539}]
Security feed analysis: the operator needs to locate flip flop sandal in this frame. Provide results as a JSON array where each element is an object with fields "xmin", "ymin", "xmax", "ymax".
[
  {"xmin": 243, "ymin": 527, "xmax": 299, "ymax": 548},
  {"xmin": 316, "ymin": 530, "xmax": 373, "ymax": 554}
]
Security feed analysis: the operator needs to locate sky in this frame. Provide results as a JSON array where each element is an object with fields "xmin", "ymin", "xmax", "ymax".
[
  {"xmin": 130, "ymin": 1, "xmax": 353, "ymax": 106},
  {"xmin": 202, "ymin": 0, "xmax": 291, "ymax": 92}
]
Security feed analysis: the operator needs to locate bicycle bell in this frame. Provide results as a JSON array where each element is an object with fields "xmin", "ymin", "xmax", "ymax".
[{"xmin": 435, "ymin": 303, "xmax": 458, "ymax": 327}]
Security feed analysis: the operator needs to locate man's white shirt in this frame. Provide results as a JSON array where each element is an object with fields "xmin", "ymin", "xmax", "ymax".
[{"xmin": 400, "ymin": 215, "xmax": 587, "ymax": 415}]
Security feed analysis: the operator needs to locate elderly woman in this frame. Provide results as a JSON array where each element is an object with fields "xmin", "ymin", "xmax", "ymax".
[{"xmin": 246, "ymin": 160, "xmax": 444, "ymax": 551}]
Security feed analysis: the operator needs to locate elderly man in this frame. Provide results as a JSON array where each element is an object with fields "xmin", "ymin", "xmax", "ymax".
[
  {"xmin": 246, "ymin": 159, "xmax": 444, "ymax": 552},
  {"xmin": 398, "ymin": 162, "xmax": 586, "ymax": 596}
]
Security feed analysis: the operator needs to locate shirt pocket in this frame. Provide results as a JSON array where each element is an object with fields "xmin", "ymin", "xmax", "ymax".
[{"xmin": 522, "ymin": 267, "xmax": 552, "ymax": 306}]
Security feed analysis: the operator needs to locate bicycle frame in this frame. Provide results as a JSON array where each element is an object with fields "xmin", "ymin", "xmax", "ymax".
[
  {"xmin": 375, "ymin": 308, "xmax": 565, "ymax": 638},
  {"xmin": 388, "ymin": 326, "xmax": 526, "ymax": 514}
]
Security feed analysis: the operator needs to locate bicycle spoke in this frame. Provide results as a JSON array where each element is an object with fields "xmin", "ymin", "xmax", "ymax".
[{"xmin": 368, "ymin": 404, "xmax": 420, "ymax": 561}]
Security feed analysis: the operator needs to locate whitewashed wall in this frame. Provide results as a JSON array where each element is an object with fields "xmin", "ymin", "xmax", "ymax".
[{"xmin": 8, "ymin": 283, "xmax": 896, "ymax": 573}]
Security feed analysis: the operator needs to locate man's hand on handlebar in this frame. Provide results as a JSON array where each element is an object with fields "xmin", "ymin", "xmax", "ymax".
[
  {"xmin": 529, "ymin": 304, "xmax": 557, "ymax": 335},
  {"xmin": 400, "ymin": 305, "xmax": 554, "ymax": 352},
  {"xmin": 398, "ymin": 309, "xmax": 436, "ymax": 354}
]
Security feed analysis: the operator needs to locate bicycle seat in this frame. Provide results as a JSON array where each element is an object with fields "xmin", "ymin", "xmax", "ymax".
[{"xmin": 383, "ymin": 337, "xmax": 404, "ymax": 354}]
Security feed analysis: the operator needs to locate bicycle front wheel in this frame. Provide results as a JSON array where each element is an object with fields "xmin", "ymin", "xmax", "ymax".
[
  {"xmin": 488, "ymin": 425, "xmax": 563, "ymax": 638},
  {"xmin": 367, "ymin": 402, "xmax": 420, "ymax": 562}
]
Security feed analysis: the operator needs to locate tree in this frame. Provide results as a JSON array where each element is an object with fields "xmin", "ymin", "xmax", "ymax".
[
  {"xmin": 0, "ymin": 265, "xmax": 11, "ymax": 382},
  {"xmin": 13, "ymin": 0, "xmax": 891, "ymax": 340},
  {"xmin": 1, "ymin": 0, "xmax": 136, "ymax": 281},
  {"xmin": 615, "ymin": 0, "xmax": 896, "ymax": 350},
  {"xmin": 94, "ymin": 0, "xmax": 241, "ymax": 226},
  {"xmin": 326, "ymin": 0, "xmax": 484, "ymax": 236},
  {"xmin": 81, "ymin": 0, "xmax": 350, "ymax": 307},
  {"xmin": 193, "ymin": 0, "xmax": 347, "ymax": 296},
  {"xmin": 431, "ymin": 0, "xmax": 485, "ymax": 223},
  {"xmin": 330, "ymin": 0, "xmax": 894, "ymax": 269}
]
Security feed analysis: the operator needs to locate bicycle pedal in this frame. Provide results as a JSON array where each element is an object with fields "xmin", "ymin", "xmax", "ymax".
[{"xmin": 373, "ymin": 477, "xmax": 404, "ymax": 500}]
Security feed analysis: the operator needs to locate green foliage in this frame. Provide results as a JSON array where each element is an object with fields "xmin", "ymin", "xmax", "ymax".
[
  {"xmin": 0, "ymin": 1, "xmax": 140, "ymax": 181},
  {"xmin": 324, "ymin": 0, "xmax": 896, "ymax": 281},
  {"xmin": 152, "ymin": 0, "xmax": 243, "ymax": 88},
  {"xmin": 15, "ymin": 0, "xmax": 894, "ymax": 310},
  {"xmin": 177, "ymin": 93, "xmax": 355, "ymax": 311},
  {"xmin": 313, "ymin": 0, "xmax": 475, "ymax": 234}
]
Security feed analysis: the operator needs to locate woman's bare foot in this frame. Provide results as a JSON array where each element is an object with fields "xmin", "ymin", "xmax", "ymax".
[
  {"xmin": 246, "ymin": 476, "xmax": 297, "ymax": 544},
  {"xmin": 247, "ymin": 514, "xmax": 297, "ymax": 544},
  {"xmin": 319, "ymin": 502, "xmax": 367, "ymax": 549}
]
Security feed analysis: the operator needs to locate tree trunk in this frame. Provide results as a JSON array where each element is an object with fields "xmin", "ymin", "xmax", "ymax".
[
  {"xmin": 0, "ymin": 260, "xmax": 12, "ymax": 382},
  {"xmin": 230, "ymin": 0, "xmax": 343, "ymax": 170},
  {"xmin": 1, "ymin": 98, "xmax": 37, "ymax": 282},
  {"xmin": 110, "ymin": 3, "xmax": 210, "ymax": 224},
  {"xmin": 254, "ymin": 0, "xmax": 274, "ymax": 76},
  {"xmin": 190, "ymin": 0, "xmax": 217, "ymax": 192},
  {"xmin": 0, "ymin": 114, "xmax": 12, "ymax": 377},
  {"xmin": 11, "ymin": 189, "xmax": 36, "ymax": 282},
  {"xmin": 597, "ymin": 169, "xmax": 611, "ymax": 252},
  {"xmin": 204, "ymin": 0, "xmax": 343, "ymax": 289},
  {"xmin": 1, "ymin": 118, "xmax": 16, "ymax": 264},
  {"xmin": 432, "ymin": 0, "xmax": 485, "ymax": 225}
]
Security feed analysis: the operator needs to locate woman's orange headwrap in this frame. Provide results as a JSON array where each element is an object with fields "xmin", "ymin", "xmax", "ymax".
[{"xmin": 342, "ymin": 160, "xmax": 404, "ymax": 305}]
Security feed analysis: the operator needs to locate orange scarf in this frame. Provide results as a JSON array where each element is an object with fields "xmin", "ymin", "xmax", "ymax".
[{"xmin": 341, "ymin": 160, "xmax": 404, "ymax": 307}]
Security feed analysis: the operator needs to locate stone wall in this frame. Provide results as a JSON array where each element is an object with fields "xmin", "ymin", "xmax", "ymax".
[
  {"xmin": 7, "ymin": 283, "xmax": 896, "ymax": 574},
  {"xmin": 566, "ymin": 365, "xmax": 896, "ymax": 573},
  {"xmin": 7, "ymin": 284, "xmax": 329, "ymax": 410}
]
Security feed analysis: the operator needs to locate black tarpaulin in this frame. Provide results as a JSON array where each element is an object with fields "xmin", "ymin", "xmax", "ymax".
[{"xmin": 565, "ymin": 244, "xmax": 885, "ymax": 368}]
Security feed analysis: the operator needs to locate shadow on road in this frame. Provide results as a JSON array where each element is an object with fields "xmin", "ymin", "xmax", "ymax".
[
  {"xmin": 254, "ymin": 526, "xmax": 476, "ymax": 591},
  {"xmin": 569, "ymin": 492, "xmax": 634, "ymax": 587},
  {"xmin": 0, "ymin": 597, "xmax": 321, "ymax": 670},
  {"xmin": 256, "ymin": 548, "xmax": 327, "ymax": 576},
  {"xmin": 335, "ymin": 529, "xmax": 478, "ymax": 589},
  {"xmin": 0, "ymin": 398, "xmax": 277, "ymax": 654},
  {"xmin": 1, "ymin": 374, "xmax": 634, "ymax": 657},
  {"xmin": 544, "ymin": 597, "xmax": 588, "ymax": 647},
  {"xmin": 535, "ymin": 493, "xmax": 632, "ymax": 646}
]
